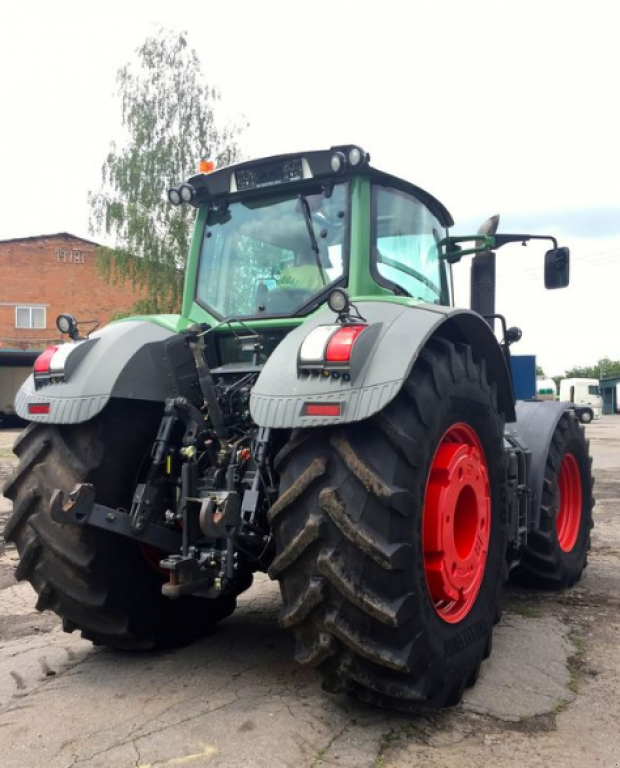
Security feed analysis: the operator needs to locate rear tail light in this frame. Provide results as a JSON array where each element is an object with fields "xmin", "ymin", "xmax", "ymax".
[
  {"xmin": 34, "ymin": 346, "xmax": 59, "ymax": 374},
  {"xmin": 325, "ymin": 326, "xmax": 366, "ymax": 363},
  {"xmin": 33, "ymin": 342, "xmax": 81, "ymax": 387},
  {"xmin": 299, "ymin": 324, "xmax": 367, "ymax": 368}
]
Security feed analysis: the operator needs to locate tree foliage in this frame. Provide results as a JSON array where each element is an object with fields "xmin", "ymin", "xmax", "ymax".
[
  {"xmin": 550, "ymin": 359, "xmax": 620, "ymax": 391},
  {"xmin": 564, "ymin": 358, "xmax": 620, "ymax": 380},
  {"xmin": 89, "ymin": 31, "xmax": 243, "ymax": 314}
]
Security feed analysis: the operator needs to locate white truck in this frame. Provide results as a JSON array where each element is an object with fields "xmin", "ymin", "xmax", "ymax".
[
  {"xmin": 558, "ymin": 377, "xmax": 602, "ymax": 423},
  {"xmin": 536, "ymin": 376, "xmax": 557, "ymax": 401}
]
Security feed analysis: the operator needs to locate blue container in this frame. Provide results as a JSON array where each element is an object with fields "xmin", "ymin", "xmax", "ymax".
[{"xmin": 510, "ymin": 355, "xmax": 536, "ymax": 400}]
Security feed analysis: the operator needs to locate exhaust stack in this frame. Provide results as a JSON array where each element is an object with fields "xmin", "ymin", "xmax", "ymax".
[{"xmin": 471, "ymin": 214, "xmax": 499, "ymax": 330}]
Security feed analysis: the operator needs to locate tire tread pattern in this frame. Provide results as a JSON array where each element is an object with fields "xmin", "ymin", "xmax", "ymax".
[
  {"xmin": 512, "ymin": 412, "xmax": 594, "ymax": 590},
  {"xmin": 271, "ymin": 338, "xmax": 507, "ymax": 711},
  {"xmin": 3, "ymin": 405, "xmax": 236, "ymax": 649}
]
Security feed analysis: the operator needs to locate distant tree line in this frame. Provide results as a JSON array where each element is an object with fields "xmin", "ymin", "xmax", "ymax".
[{"xmin": 537, "ymin": 358, "xmax": 620, "ymax": 391}]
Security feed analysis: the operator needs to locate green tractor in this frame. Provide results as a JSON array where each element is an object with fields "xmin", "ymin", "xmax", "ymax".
[{"xmin": 3, "ymin": 146, "xmax": 593, "ymax": 711}]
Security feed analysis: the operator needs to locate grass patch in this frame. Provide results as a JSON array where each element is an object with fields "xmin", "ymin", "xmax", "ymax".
[
  {"xmin": 567, "ymin": 632, "xmax": 587, "ymax": 695},
  {"xmin": 509, "ymin": 603, "xmax": 542, "ymax": 619},
  {"xmin": 551, "ymin": 699, "xmax": 568, "ymax": 715},
  {"xmin": 374, "ymin": 727, "xmax": 399, "ymax": 765}
]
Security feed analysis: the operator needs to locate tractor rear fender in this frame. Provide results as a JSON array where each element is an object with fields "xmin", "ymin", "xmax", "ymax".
[
  {"xmin": 505, "ymin": 400, "xmax": 573, "ymax": 530},
  {"xmin": 250, "ymin": 301, "xmax": 516, "ymax": 428},
  {"xmin": 14, "ymin": 321, "xmax": 196, "ymax": 424}
]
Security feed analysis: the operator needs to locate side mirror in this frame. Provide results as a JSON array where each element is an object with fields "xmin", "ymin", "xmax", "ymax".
[{"xmin": 545, "ymin": 246, "xmax": 570, "ymax": 289}]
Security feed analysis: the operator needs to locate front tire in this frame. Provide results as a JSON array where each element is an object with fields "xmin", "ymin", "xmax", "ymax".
[
  {"xmin": 270, "ymin": 339, "xmax": 508, "ymax": 711},
  {"xmin": 2, "ymin": 402, "xmax": 236, "ymax": 649}
]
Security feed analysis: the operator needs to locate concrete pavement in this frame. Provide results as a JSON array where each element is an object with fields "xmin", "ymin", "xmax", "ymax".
[{"xmin": 0, "ymin": 418, "xmax": 618, "ymax": 768}]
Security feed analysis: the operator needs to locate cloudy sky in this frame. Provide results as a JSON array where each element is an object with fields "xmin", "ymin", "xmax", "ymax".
[{"xmin": 1, "ymin": 0, "xmax": 618, "ymax": 374}]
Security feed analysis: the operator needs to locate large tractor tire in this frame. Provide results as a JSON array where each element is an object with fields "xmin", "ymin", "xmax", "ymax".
[
  {"xmin": 512, "ymin": 412, "xmax": 593, "ymax": 589},
  {"xmin": 2, "ymin": 402, "xmax": 236, "ymax": 649},
  {"xmin": 270, "ymin": 339, "xmax": 508, "ymax": 711}
]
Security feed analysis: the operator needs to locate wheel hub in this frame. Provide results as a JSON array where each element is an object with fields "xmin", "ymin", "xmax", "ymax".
[
  {"xmin": 556, "ymin": 452, "xmax": 582, "ymax": 552},
  {"xmin": 423, "ymin": 424, "xmax": 491, "ymax": 624}
]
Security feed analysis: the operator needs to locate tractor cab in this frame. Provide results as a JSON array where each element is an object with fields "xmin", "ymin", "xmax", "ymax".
[
  {"xmin": 169, "ymin": 145, "xmax": 454, "ymax": 328},
  {"xmin": 170, "ymin": 146, "xmax": 570, "ymax": 343}
]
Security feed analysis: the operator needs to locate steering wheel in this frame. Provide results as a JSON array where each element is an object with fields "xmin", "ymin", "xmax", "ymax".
[{"xmin": 378, "ymin": 254, "xmax": 443, "ymax": 299}]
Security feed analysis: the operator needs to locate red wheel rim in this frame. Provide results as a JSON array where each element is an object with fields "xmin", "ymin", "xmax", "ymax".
[
  {"xmin": 556, "ymin": 453, "xmax": 582, "ymax": 552},
  {"xmin": 423, "ymin": 423, "xmax": 491, "ymax": 624}
]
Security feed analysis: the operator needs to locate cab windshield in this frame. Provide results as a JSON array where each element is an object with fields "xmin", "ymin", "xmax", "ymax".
[{"xmin": 196, "ymin": 182, "xmax": 348, "ymax": 319}]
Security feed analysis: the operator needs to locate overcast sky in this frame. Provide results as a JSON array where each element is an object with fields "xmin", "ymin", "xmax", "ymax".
[{"xmin": 1, "ymin": 0, "xmax": 618, "ymax": 375}]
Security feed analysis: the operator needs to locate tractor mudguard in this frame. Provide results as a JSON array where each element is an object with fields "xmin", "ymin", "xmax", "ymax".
[
  {"xmin": 14, "ymin": 321, "xmax": 196, "ymax": 424},
  {"xmin": 505, "ymin": 400, "xmax": 571, "ymax": 530},
  {"xmin": 250, "ymin": 301, "xmax": 515, "ymax": 428}
]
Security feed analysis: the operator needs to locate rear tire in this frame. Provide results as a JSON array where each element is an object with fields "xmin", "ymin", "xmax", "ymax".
[
  {"xmin": 270, "ymin": 339, "xmax": 508, "ymax": 711},
  {"xmin": 512, "ymin": 411, "xmax": 593, "ymax": 589},
  {"xmin": 2, "ymin": 402, "xmax": 236, "ymax": 649}
]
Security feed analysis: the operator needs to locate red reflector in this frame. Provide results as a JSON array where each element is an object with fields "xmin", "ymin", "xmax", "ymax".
[
  {"xmin": 34, "ymin": 346, "xmax": 59, "ymax": 374},
  {"xmin": 325, "ymin": 325, "xmax": 366, "ymax": 363},
  {"xmin": 29, "ymin": 403, "xmax": 51, "ymax": 414},
  {"xmin": 305, "ymin": 403, "xmax": 341, "ymax": 417}
]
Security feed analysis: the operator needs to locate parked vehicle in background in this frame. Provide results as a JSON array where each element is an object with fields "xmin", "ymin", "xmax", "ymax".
[
  {"xmin": 0, "ymin": 350, "xmax": 37, "ymax": 427},
  {"xmin": 536, "ymin": 376, "xmax": 557, "ymax": 401},
  {"xmin": 559, "ymin": 377, "xmax": 602, "ymax": 423}
]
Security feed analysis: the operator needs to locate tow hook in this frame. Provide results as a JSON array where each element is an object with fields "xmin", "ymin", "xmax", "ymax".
[{"xmin": 50, "ymin": 483, "xmax": 182, "ymax": 553}]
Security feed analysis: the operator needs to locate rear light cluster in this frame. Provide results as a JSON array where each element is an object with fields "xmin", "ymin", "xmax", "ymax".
[
  {"xmin": 33, "ymin": 343, "xmax": 77, "ymax": 388},
  {"xmin": 299, "ymin": 324, "xmax": 368, "ymax": 420},
  {"xmin": 299, "ymin": 324, "xmax": 367, "ymax": 371}
]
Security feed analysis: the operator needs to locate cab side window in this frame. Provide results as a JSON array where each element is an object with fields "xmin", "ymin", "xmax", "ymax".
[{"xmin": 372, "ymin": 187, "xmax": 448, "ymax": 304}]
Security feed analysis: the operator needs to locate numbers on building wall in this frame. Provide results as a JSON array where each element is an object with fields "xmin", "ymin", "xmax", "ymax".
[{"xmin": 56, "ymin": 249, "xmax": 92, "ymax": 264}]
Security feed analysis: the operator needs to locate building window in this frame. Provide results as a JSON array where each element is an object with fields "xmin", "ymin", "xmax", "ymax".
[{"xmin": 15, "ymin": 306, "xmax": 46, "ymax": 329}]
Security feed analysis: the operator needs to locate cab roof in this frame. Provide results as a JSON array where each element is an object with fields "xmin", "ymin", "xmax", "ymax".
[{"xmin": 185, "ymin": 144, "xmax": 454, "ymax": 228}]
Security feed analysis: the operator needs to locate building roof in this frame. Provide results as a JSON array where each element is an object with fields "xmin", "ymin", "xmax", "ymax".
[
  {"xmin": 600, "ymin": 376, "xmax": 620, "ymax": 388},
  {"xmin": 0, "ymin": 232, "xmax": 101, "ymax": 247}
]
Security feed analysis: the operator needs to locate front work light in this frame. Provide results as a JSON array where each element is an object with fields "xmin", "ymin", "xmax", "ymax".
[
  {"xmin": 56, "ymin": 313, "xmax": 78, "ymax": 337},
  {"xmin": 348, "ymin": 147, "xmax": 363, "ymax": 166},
  {"xmin": 327, "ymin": 287, "xmax": 350, "ymax": 315},
  {"xmin": 168, "ymin": 188, "xmax": 182, "ymax": 206},
  {"xmin": 330, "ymin": 152, "xmax": 346, "ymax": 173},
  {"xmin": 179, "ymin": 183, "xmax": 196, "ymax": 203}
]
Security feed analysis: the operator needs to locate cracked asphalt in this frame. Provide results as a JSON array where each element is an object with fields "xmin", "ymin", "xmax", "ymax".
[{"xmin": 1, "ymin": 417, "xmax": 619, "ymax": 768}]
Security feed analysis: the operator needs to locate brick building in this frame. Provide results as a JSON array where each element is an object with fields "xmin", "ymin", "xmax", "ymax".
[{"xmin": 0, "ymin": 233, "xmax": 146, "ymax": 350}]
